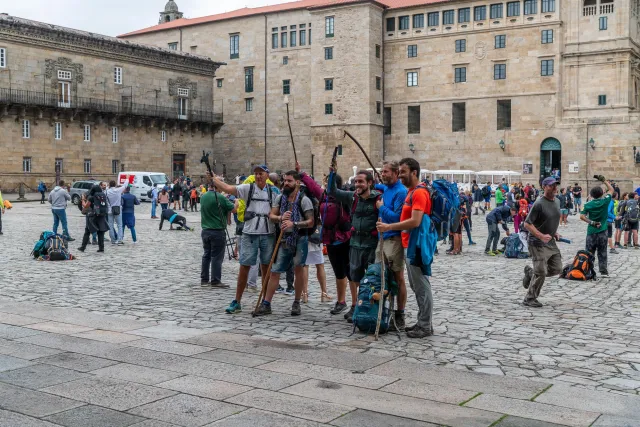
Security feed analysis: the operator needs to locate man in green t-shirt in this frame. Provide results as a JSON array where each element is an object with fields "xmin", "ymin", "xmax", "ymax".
[
  {"xmin": 580, "ymin": 179, "xmax": 614, "ymax": 276},
  {"xmin": 200, "ymin": 183, "xmax": 237, "ymax": 287}
]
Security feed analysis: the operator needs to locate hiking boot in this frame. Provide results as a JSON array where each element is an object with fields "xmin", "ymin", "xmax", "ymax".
[
  {"xmin": 291, "ymin": 301, "xmax": 301, "ymax": 316},
  {"xmin": 344, "ymin": 306, "xmax": 355, "ymax": 323},
  {"xmin": 469, "ymin": 241, "xmax": 477, "ymax": 245},
  {"xmin": 523, "ymin": 299, "xmax": 543, "ymax": 308},
  {"xmin": 96, "ymin": 249, "xmax": 104, "ymax": 253},
  {"xmin": 523, "ymin": 265, "xmax": 532, "ymax": 289},
  {"xmin": 117, "ymin": 241, "xmax": 124, "ymax": 246},
  {"xmin": 200, "ymin": 281, "xmax": 209, "ymax": 286},
  {"xmin": 284, "ymin": 287, "xmax": 295, "ymax": 296},
  {"xmin": 275, "ymin": 286, "xmax": 286, "ymax": 294},
  {"xmin": 77, "ymin": 246, "xmax": 85, "ymax": 252},
  {"xmin": 225, "ymin": 301, "xmax": 242, "ymax": 314},
  {"xmin": 394, "ymin": 312, "xmax": 406, "ymax": 330},
  {"xmin": 253, "ymin": 303, "xmax": 272, "ymax": 317},
  {"xmin": 211, "ymin": 281, "xmax": 230, "ymax": 289},
  {"xmin": 600, "ymin": 270, "xmax": 609, "ymax": 277},
  {"xmin": 406, "ymin": 326, "xmax": 433, "ymax": 339},
  {"xmin": 330, "ymin": 301, "xmax": 347, "ymax": 315},
  {"xmin": 405, "ymin": 323, "xmax": 417, "ymax": 332},
  {"xmin": 609, "ymin": 248, "xmax": 618, "ymax": 254},
  {"xmin": 66, "ymin": 237, "xmax": 75, "ymax": 242}
]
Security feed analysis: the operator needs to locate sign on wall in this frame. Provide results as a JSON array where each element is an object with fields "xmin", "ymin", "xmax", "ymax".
[
  {"xmin": 523, "ymin": 163, "xmax": 533, "ymax": 174},
  {"xmin": 568, "ymin": 162, "xmax": 579, "ymax": 173}
]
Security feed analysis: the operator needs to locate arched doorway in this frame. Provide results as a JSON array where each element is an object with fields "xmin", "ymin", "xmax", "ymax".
[{"xmin": 540, "ymin": 137, "xmax": 561, "ymax": 182}]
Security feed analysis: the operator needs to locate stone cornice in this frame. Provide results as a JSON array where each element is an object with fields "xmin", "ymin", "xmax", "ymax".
[{"xmin": 0, "ymin": 14, "xmax": 224, "ymax": 77}]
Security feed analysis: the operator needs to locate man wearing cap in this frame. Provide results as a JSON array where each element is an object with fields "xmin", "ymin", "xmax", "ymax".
[
  {"xmin": 211, "ymin": 165, "xmax": 278, "ymax": 314},
  {"xmin": 522, "ymin": 177, "xmax": 562, "ymax": 308}
]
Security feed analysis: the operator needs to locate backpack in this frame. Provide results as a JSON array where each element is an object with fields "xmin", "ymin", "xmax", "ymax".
[
  {"xmin": 561, "ymin": 250, "xmax": 596, "ymax": 281},
  {"xmin": 31, "ymin": 231, "xmax": 56, "ymax": 258},
  {"xmin": 625, "ymin": 199, "xmax": 639, "ymax": 223},
  {"xmin": 92, "ymin": 192, "xmax": 109, "ymax": 216},
  {"xmin": 352, "ymin": 263, "xmax": 398, "ymax": 335},
  {"xmin": 481, "ymin": 185, "xmax": 491, "ymax": 198},
  {"xmin": 147, "ymin": 189, "xmax": 153, "ymax": 198},
  {"xmin": 426, "ymin": 180, "xmax": 459, "ymax": 241},
  {"xmin": 278, "ymin": 186, "xmax": 320, "ymax": 241},
  {"xmin": 45, "ymin": 235, "xmax": 69, "ymax": 261},
  {"xmin": 319, "ymin": 193, "xmax": 350, "ymax": 243},
  {"xmin": 504, "ymin": 233, "xmax": 528, "ymax": 259},
  {"xmin": 518, "ymin": 199, "xmax": 529, "ymax": 218}
]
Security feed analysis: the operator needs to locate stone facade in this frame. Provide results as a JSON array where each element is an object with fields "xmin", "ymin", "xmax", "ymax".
[
  {"xmin": 128, "ymin": 0, "xmax": 639, "ymax": 189},
  {"xmin": 0, "ymin": 14, "xmax": 223, "ymax": 191}
]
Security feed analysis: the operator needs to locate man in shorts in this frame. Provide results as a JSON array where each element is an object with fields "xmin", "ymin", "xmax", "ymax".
[
  {"xmin": 211, "ymin": 165, "xmax": 278, "ymax": 314},
  {"xmin": 572, "ymin": 182, "xmax": 583, "ymax": 215},
  {"xmin": 375, "ymin": 161, "xmax": 408, "ymax": 329}
]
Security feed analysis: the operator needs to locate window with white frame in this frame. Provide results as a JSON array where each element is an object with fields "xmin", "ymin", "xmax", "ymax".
[
  {"xmin": 114, "ymin": 67, "xmax": 122, "ymax": 84},
  {"xmin": 54, "ymin": 122, "xmax": 62, "ymax": 140},
  {"xmin": 57, "ymin": 70, "xmax": 72, "ymax": 80},
  {"xmin": 325, "ymin": 16, "xmax": 334, "ymax": 37},
  {"xmin": 245, "ymin": 98, "xmax": 253, "ymax": 112},
  {"xmin": 112, "ymin": 160, "xmax": 120, "ymax": 174},
  {"xmin": 84, "ymin": 124, "xmax": 91, "ymax": 142},
  {"xmin": 55, "ymin": 158, "xmax": 63, "ymax": 173},
  {"xmin": 161, "ymin": 130, "xmax": 167, "ymax": 142},
  {"xmin": 178, "ymin": 88, "xmax": 190, "ymax": 97},
  {"xmin": 84, "ymin": 159, "xmax": 91, "ymax": 174},
  {"xmin": 0, "ymin": 48, "xmax": 6, "ymax": 68},
  {"xmin": 112, "ymin": 126, "xmax": 118, "ymax": 143},
  {"xmin": 22, "ymin": 120, "xmax": 30, "ymax": 139},
  {"xmin": 178, "ymin": 98, "xmax": 188, "ymax": 119},
  {"xmin": 23, "ymin": 157, "xmax": 31, "ymax": 173},
  {"xmin": 168, "ymin": 42, "xmax": 178, "ymax": 50},
  {"xmin": 407, "ymin": 71, "xmax": 418, "ymax": 87}
]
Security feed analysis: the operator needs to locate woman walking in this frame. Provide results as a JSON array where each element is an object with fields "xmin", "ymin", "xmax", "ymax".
[
  {"xmin": 78, "ymin": 185, "xmax": 109, "ymax": 253},
  {"xmin": 121, "ymin": 185, "xmax": 140, "ymax": 243},
  {"xmin": 158, "ymin": 188, "xmax": 170, "ymax": 211}
]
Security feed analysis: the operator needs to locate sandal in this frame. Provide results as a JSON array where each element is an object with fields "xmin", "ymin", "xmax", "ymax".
[
  {"xmin": 321, "ymin": 292, "xmax": 334, "ymax": 302},
  {"xmin": 301, "ymin": 292, "xmax": 309, "ymax": 304}
]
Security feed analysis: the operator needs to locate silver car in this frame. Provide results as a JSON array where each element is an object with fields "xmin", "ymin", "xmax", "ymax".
[{"xmin": 69, "ymin": 180, "xmax": 101, "ymax": 205}]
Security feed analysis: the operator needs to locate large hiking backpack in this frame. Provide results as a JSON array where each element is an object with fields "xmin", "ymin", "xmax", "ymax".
[
  {"xmin": 625, "ymin": 199, "xmax": 639, "ymax": 223},
  {"xmin": 481, "ymin": 185, "xmax": 491, "ymax": 198},
  {"xmin": 561, "ymin": 250, "xmax": 596, "ymax": 281},
  {"xmin": 428, "ymin": 180, "xmax": 460, "ymax": 241},
  {"xmin": 31, "ymin": 231, "xmax": 55, "ymax": 258},
  {"xmin": 504, "ymin": 233, "xmax": 528, "ymax": 259},
  {"xmin": 92, "ymin": 192, "xmax": 109, "ymax": 216},
  {"xmin": 45, "ymin": 235, "xmax": 69, "ymax": 261},
  {"xmin": 352, "ymin": 263, "xmax": 398, "ymax": 335}
]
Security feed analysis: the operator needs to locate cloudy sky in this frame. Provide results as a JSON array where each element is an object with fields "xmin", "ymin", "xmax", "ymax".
[{"xmin": 4, "ymin": 0, "xmax": 285, "ymax": 36}]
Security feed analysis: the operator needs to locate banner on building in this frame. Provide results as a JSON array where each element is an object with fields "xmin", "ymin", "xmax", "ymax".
[
  {"xmin": 568, "ymin": 162, "xmax": 579, "ymax": 173},
  {"xmin": 522, "ymin": 163, "xmax": 533, "ymax": 174}
]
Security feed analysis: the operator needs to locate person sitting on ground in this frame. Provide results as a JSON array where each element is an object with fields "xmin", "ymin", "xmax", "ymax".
[{"xmin": 159, "ymin": 208, "xmax": 193, "ymax": 231}]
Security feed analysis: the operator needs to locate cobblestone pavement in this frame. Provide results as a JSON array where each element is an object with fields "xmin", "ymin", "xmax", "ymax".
[{"xmin": 0, "ymin": 202, "xmax": 639, "ymax": 410}]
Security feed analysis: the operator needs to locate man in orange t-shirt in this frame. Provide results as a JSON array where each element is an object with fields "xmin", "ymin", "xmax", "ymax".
[{"xmin": 377, "ymin": 158, "xmax": 434, "ymax": 339}]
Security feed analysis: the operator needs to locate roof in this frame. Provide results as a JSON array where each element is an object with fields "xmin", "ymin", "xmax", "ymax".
[{"xmin": 119, "ymin": 0, "xmax": 450, "ymax": 38}]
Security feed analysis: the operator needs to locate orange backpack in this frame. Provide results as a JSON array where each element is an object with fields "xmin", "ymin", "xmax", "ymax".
[
  {"xmin": 190, "ymin": 189, "xmax": 197, "ymax": 199},
  {"xmin": 518, "ymin": 199, "xmax": 529, "ymax": 218},
  {"xmin": 561, "ymin": 250, "xmax": 596, "ymax": 281}
]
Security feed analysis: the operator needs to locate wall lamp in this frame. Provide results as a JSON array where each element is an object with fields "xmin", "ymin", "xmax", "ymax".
[
  {"xmin": 634, "ymin": 146, "xmax": 640, "ymax": 164},
  {"xmin": 498, "ymin": 139, "xmax": 505, "ymax": 151},
  {"xmin": 589, "ymin": 138, "xmax": 595, "ymax": 150},
  {"xmin": 409, "ymin": 142, "xmax": 415, "ymax": 153}
]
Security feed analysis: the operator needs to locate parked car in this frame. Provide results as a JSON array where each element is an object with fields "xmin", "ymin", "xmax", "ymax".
[{"xmin": 69, "ymin": 180, "xmax": 101, "ymax": 205}]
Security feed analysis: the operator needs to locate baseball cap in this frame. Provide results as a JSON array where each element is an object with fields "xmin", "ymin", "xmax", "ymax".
[
  {"xmin": 253, "ymin": 164, "xmax": 270, "ymax": 173},
  {"xmin": 542, "ymin": 177, "xmax": 558, "ymax": 187}
]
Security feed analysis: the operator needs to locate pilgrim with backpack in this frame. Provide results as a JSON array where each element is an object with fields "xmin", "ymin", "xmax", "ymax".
[{"xmin": 77, "ymin": 184, "xmax": 110, "ymax": 253}]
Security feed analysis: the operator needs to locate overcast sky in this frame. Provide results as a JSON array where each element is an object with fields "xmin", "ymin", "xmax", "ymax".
[{"xmin": 3, "ymin": 0, "xmax": 285, "ymax": 36}]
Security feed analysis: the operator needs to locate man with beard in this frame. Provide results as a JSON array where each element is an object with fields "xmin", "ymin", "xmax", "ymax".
[
  {"xmin": 329, "ymin": 169, "xmax": 381, "ymax": 323},
  {"xmin": 254, "ymin": 171, "xmax": 315, "ymax": 316},
  {"xmin": 77, "ymin": 184, "xmax": 110, "ymax": 253},
  {"xmin": 374, "ymin": 161, "xmax": 408, "ymax": 328}
]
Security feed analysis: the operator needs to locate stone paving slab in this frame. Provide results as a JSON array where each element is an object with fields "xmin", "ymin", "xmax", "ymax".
[
  {"xmin": 193, "ymin": 349, "xmax": 276, "ymax": 367},
  {"xmin": 0, "ymin": 323, "xmax": 47, "ymax": 339},
  {"xmin": 206, "ymin": 408, "xmax": 325, "ymax": 427},
  {"xmin": 0, "ymin": 363, "xmax": 88, "ymax": 389},
  {"xmin": 42, "ymin": 404, "xmax": 146, "ymax": 427},
  {"xmin": 495, "ymin": 416, "xmax": 567, "ymax": 427},
  {"xmin": 33, "ymin": 352, "xmax": 120, "ymax": 372},
  {"xmin": 127, "ymin": 325, "xmax": 216, "ymax": 341},
  {"xmin": 89, "ymin": 363, "xmax": 185, "ymax": 385},
  {"xmin": 590, "ymin": 414, "xmax": 640, "ymax": 427},
  {"xmin": 126, "ymin": 338, "xmax": 213, "ymax": 356},
  {"xmin": 0, "ymin": 338, "xmax": 66, "ymax": 360},
  {"xmin": 0, "ymin": 381, "xmax": 85, "ymax": 417},
  {"xmin": 0, "ymin": 409, "xmax": 62, "ymax": 427},
  {"xmin": 379, "ymin": 378, "xmax": 482, "ymax": 405},
  {"xmin": 329, "ymin": 409, "xmax": 439, "ymax": 427},
  {"xmin": 72, "ymin": 330, "xmax": 145, "ymax": 344},
  {"xmin": 0, "ymin": 353, "xmax": 36, "ymax": 372},
  {"xmin": 155, "ymin": 376, "xmax": 252, "ymax": 401},
  {"xmin": 129, "ymin": 420, "xmax": 178, "ymax": 427},
  {"xmin": 18, "ymin": 332, "xmax": 124, "ymax": 357},
  {"xmin": 27, "ymin": 321, "xmax": 96, "ymax": 335},
  {"xmin": 0, "ymin": 312, "xmax": 43, "ymax": 326}
]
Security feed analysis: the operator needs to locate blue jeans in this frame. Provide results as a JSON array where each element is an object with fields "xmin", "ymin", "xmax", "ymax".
[
  {"xmin": 107, "ymin": 213, "xmax": 123, "ymax": 243},
  {"xmin": 51, "ymin": 209, "xmax": 70, "ymax": 238},
  {"xmin": 151, "ymin": 200, "xmax": 157, "ymax": 217},
  {"xmin": 201, "ymin": 229, "xmax": 226, "ymax": 283}
]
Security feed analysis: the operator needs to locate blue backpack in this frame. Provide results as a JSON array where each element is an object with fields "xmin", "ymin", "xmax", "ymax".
[
  {"xmin": 31, "ymin": 231, "xmax": 56, "ymax": 258},
  {"xmin": 352, "ymin": 263, "xmax": 398, "ymax": 335},
  {"xmin": 504, "ymin": 233, "xmax": 528, "ymax": 259},
  {"xmin": 428, "ymin": 180, "xmax": 460, "ymax": 241}
]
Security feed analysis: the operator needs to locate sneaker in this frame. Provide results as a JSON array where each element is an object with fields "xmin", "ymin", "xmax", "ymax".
[
  {"xmin": 225, "ymin": 301, "xmax": 242, "ymax": 314},
  {"xmin": 253, "ymin": 303, "xmax": 272, "ymax": 317},
  {"xmin": 522, "ymin": 299, "xmax": 543, "ymax": 308},
  {"xmin": 485, "ymin": 250, "xmax": 496, "ymax": 256},
  {"xmin": 247, "ymin": 284, "xmax": 258, "ymax": 292},
  {"xmin": 469, "ymin": 241, "xmax": 477, "ymax": 245},
  {"xmin": 330, "ymin": 301, "xmax": 347, "ymax": 315},
  {"xmin": 635, "ymin": 245, "xmax": 640, "ymax": 250},
  {"xmin": 91, "ymin": 240, "xmax": 98, "ymax": 245},
  {"xmin": 77, "ymin": 246, "xmax": 85, "ymax": 252},
  {"xmin": 275, "ymin": 286, "xmax": 286, "ymax": 294},
  {"xmin": 344, "ymin": 306, "xmax": 355, "ymax": 323},
  {"xmin": 523, "ymin": 265, "xmax": 532, "ymax": 289},
  {"xmin": 66, "ymin": 237, "xmax": 75, "ymax": 242},
  {"xmin": 201, "ymin": 281, "xmax": 210, "ymax": 286},
  {"xmin": 406, "ymin": 326, "xmax": 433, "ymax": 339},
  {"xmin": 117, "ymin": 241, "xmax": 124, "ymax": 246},
  {"xmin": 609, "ymin": 248, "xmax": 618, "ymax": 254},
  {"xmin": 615, "ymin": 243, "xmax": 622, "ymax": 248},
  {"xmin": 284, "ymin": 287, "xmax": 295, "ymax": 296},
  {"xmin": 0, "ymin": 231, "xmax": 3, "ymax": 235},
  {"xmin": 623, "ymin": 245, "xmax": 628, "ymax": 249},
  {"xmin": 291, "ymin": 301, "xmax": 301, "ymax": 316},
  {"xmin": 96, "ymin": 249, "xmax": 104, "ymax": 253},
  {"xmin": 394, "ymin": 312, "xmax": 406, "ymax": 330},
  {"xmin": 600, "ymin": 270, "xmax": 609, "ymax": 277},
  {"xmin": 211, "ymin": 281, "xmax": 230, "ymax": 289},
  {"xmin": 405, "ymin": 323, "xmax": 417, "ymax": 332}
]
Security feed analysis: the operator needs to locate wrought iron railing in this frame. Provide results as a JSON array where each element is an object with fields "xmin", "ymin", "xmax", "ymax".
[{"xmin": 0, "ymin": 87, "xmax": 222, "ymax": 124}]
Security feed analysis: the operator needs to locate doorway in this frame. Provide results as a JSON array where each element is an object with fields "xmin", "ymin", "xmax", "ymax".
[
  {"xmin": 540, "ymin": 137, "xmax": 561, "ymax": 183},
  {"xmin": 173, "ymin": 153, "xmax": 186, "ymax": 180}
]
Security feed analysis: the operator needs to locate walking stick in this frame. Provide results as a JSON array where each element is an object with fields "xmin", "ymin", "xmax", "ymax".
[
  {"xmin": 252, "ymin": 228, "xmax": 285, "ymax": 317},
  {"xmin": 375, "ymin": 220, "xmax": 386, "ymax": 341},
  {"xmin": 343, "ymin": 130, "xmax": 380, "ymax": 180},
  {"xmin": 286, "ymin": 102, "xmax": 297, "ymax": 164}
]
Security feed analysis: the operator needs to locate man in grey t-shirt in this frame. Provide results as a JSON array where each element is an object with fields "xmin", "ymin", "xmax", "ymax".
[{"xmin": 522, "ymin": 177, "xmax": 562, "ymax": 308}]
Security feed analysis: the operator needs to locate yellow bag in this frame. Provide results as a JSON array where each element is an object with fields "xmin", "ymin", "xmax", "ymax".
[{"xmin": 3, "ymin": 200, "xmax": 12, "ymax": 209}]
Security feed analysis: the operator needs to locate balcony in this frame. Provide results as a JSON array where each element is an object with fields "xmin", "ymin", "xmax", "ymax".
[
  {"xmin": 600, "ymin": 3, "xmax": 614, "ymax": 13},
  {"xmin": 0, "ymin": 87, "xmax": 223, "ymax": 126},
  {"xmin": 583, "ymin": 5, "xmax": 597, "ymax": 15}
]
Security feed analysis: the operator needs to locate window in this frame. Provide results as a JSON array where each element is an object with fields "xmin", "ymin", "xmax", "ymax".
[
  {"xmin": 230, "ymin": 34, "xmax": 239, "ymax": 59},
  {"xmin": 290, "ymin": 31, "xmax": 297, "ymax": 47},
  {"xmin": 497, "ymin": 100, "xmax": 511, "ymax": 130},
  {"xmin": 524, "ymin": 0, "xmax": 537, "ymax": 14},
  {"xmin": 490, "ymin": 3, "xmax": 504, "ymax": 19},
  {"xmin": 112, "ymin": 127, "xmax": 118, "ymax": 143},
  {"xmin": 386, "ymin": 17, "xmax": 396, "ymax": 31},
  {"xmin": 114, "ymin": 67, "xmax": 122, "ymax": 84},
  {"xmin": 55, "ymin": 158, "xmax": 63, "ymax": 174},
  {"xmin": 458, "ymin": 8, "xmax": 471, "ymax": 23},
  {"xmin": 0, "ymin": 48, "xmax": 5, "ymax": 68},
  {"xmin": 408, "ymin": 44, "xmax": 417, "ymax": 58},
  {"xmin": 443, "ymin": 10, "xmax": 455, "ymax": 25},
  {"xmin": 375, "ymin": 44, "xmax": 381, "ymax": 58},
  {"xmin": 178, "ymin": 98, "xmax": 188, "ymax": 119},
  {"xmin": 161, "ymin": 130, "xmax": 167, "ymax": 142},
  {"xmin": 407, "ymin": 71, "xmax": 418, "ymax": 86},
  {"xmin": 82, "ymin": 159, "xmax": 91, "ymax": 174},
  {"xmin": 281, "ymin": 32, "xmax": 287, "ymax": 48},
  {"xmin": 112, "ymin": 160, "xmax": 120, "ymax": 174},
  {"xmin": 216, "ymin": 78, "xmax": 223, "ymax": 88},
  {"xmin": 283, "ymin": 79, "xmax": 291, "ymax": 95},
  {"xmin": 541, "ymin": 29, "xmax": 554, "ymax": 43},
  {"xmin": 455, "ymin": 39, "xmax": 466, "ymax": 52},
  {"xmin": 598, "ymin": 95, "xmax": 607, "ymax": 105},
  {"xmin": 325, "ymin": 16, "xmax": 334, "ymax": 37},
  {"xmin": 507, "ymin": 1, "xmax": 520, "ymax": 16},
  {"xmin": 399, "ymin": 16, "xmax": 410, "ymax": 30},
  {"xmin": 54, "ymin": 122, "xmax": 62, "ymax": 140},
  {"xmin": 272, "ymin": 32, "xmax": 278, "ymax": 49},
  {"xmin": 599, "ymin": 16, "xmax": 607, "ymax": 30},
  {"xmin": 325, "ymin": 78, "xmax": 333, "ymax": 90},
  {"xmin": 300, "ymin": 29, "xmax": 307, "ymax": 45},
  {"xmin": 542, "ymin": 0, "xmax": 555, "ymax": 12},
  {"xmin": 245, "ymin": 98, "xmax": 253, "ymax": 111},
  {"xmin": 376, "ymin": 76, "xmax": 381, "ymax": 90},
  {"xmin": 495, "ymin": 35, "xmax": 506, "ymax": 48},
  {"xmin": 324, "ymin": 47, "xmax": 333, "ymax": 60},
  {"xmin": 58, "ymin": 70, "xmax": 72, "ymax": 80},
  {"xmin": 168, "ymin": 42, "xmax": 178, "ymax": 50},
  {"xmin": 413, "ymin": 14, "xmax": 425, "ymax": 28},
  {"xmin": 245, "ymin": 67, "xmax": 254, "ymax": 92},
  {"xmin": 494, "ymin": 63, "xmax": 506, "ymax": 79},
  {"xmin": 383, "ymin": 107, "xmax": 392, "ymax": 135},
  {"xmin": 178, "ymin": 88, "xmax": 189, "ymax": 97},
  {"xmin": 283, "ymin": 56, "xmax": 289, "ymax": 65},
  {"xmin": 452, "ymin": 102, "xmax": 466, "ymax": 132},
  {"xmin": 427, "ymin": 12, "xmax": 439, "ymax": 26},
  {"xmin": 83, "ymin": 124, "xmax": 91, "ymax": 142},
  {"xmin": 309, "ymin": 24, "xmax": 312, "ymax": 45},
  {"xmin": 23, "ymin": 157, "xmax": 31, "ymax": 173},
  {"xmin": 376, "ymin": 102, "xmax": 382, "ymax": 114},
  {"xmin": 325, "ymin": 103, "xmax": 333, "ymax": 114},
  {"xmin": 22, "ymin": 120, "xmax": 30, "ymax": 139},
  {"xmin": 541, "ymin": 59, "xmax": 554, "ymax": 76},
  {"xmin": 455, "ymin": 67, "xmax": 467, "ymax": 83},
  {"xmin": 408, "ymin": 106, "xmax": 420, "ymax": 134},
  {"xmin": 475, "ymin": 6, "xmax": 487, "ymax": 20}
]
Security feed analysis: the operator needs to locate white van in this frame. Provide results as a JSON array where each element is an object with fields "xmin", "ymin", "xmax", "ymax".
[{"xmin": 118, "ymin": 171, "xmax": 169, "ymax": 202}]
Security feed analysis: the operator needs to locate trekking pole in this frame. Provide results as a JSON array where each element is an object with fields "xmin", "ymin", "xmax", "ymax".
[
  {"xmin": 374, "ymin": 220, "xmax": 386, "ymax": 341},
  {"xmin": 252, "ymin": 228, "xmax": 285, "ymax": 317}
]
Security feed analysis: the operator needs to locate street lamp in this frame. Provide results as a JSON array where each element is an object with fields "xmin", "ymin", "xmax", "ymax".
[
  {"xmin": 589, "ymin": 138, "xmax": 595, "ymax": 150},
  {"xmin": 499, "ymin": 139, "xmax": 505, "ymax": 151}
]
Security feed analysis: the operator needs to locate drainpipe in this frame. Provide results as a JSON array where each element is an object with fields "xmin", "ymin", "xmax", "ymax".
[
  {"xmin": 179, "ymin": 28, "xmax": 183, "ymax": 51},
  {"xmin": 264, "ymin": 15, "xmax": 268, "ymax": 165},
  {"xmin": 381, "ymin": 9, "xmax": 386, "ymax": 161}
]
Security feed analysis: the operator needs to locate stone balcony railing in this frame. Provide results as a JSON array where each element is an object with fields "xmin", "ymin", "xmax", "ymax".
[
  {"xmin": 583, "ymin": 5, "xmax": 597, "ymax": 15},
  {"xmin": 600, "ymin": 3, "xmax": 614, "ymax": 14}
]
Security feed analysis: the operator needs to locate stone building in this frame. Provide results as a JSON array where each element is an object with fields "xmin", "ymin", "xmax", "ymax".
[
  {"xmin": 0, "ymin": 13, "xmax": 223, "ymax": 191},
  {"xmin": 120, "ymin": 0, "xmax": 638, "ymax": 189}
]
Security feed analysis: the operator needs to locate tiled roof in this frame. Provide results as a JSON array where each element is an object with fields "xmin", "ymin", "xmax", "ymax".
[{"xmin": 118, "ymin": 0, "xmax": 450, "ymax": 38}]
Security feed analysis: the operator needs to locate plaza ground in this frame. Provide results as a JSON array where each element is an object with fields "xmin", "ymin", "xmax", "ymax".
[{"xmin": 0, "ymin": 201, "xmax": 639, "ymax": 426}]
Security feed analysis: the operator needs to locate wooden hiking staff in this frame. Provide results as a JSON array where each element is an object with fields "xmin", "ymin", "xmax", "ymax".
[
  {"xmin": 374, "ymin": 218, "xmax": 386, "ymax": 340},
  {"xmin": 285, "ymin": 101, "xmax": 297, "ymax": 164},
  {"xmin": 252, "ymin": 228, "xmax": 286, "ymax": 317},
  {"xmin": 343, "ymin": 130, "xmax": 380, "ymax": 180}
]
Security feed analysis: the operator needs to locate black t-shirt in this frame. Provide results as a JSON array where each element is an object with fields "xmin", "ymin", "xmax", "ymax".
[
  {"xmin": 525, "ymin": 196, "xmax": 561, "ymax": 246},
  {"xmin": 572, "ymin": 186, "xmax": 582, "ymax": 198}
]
